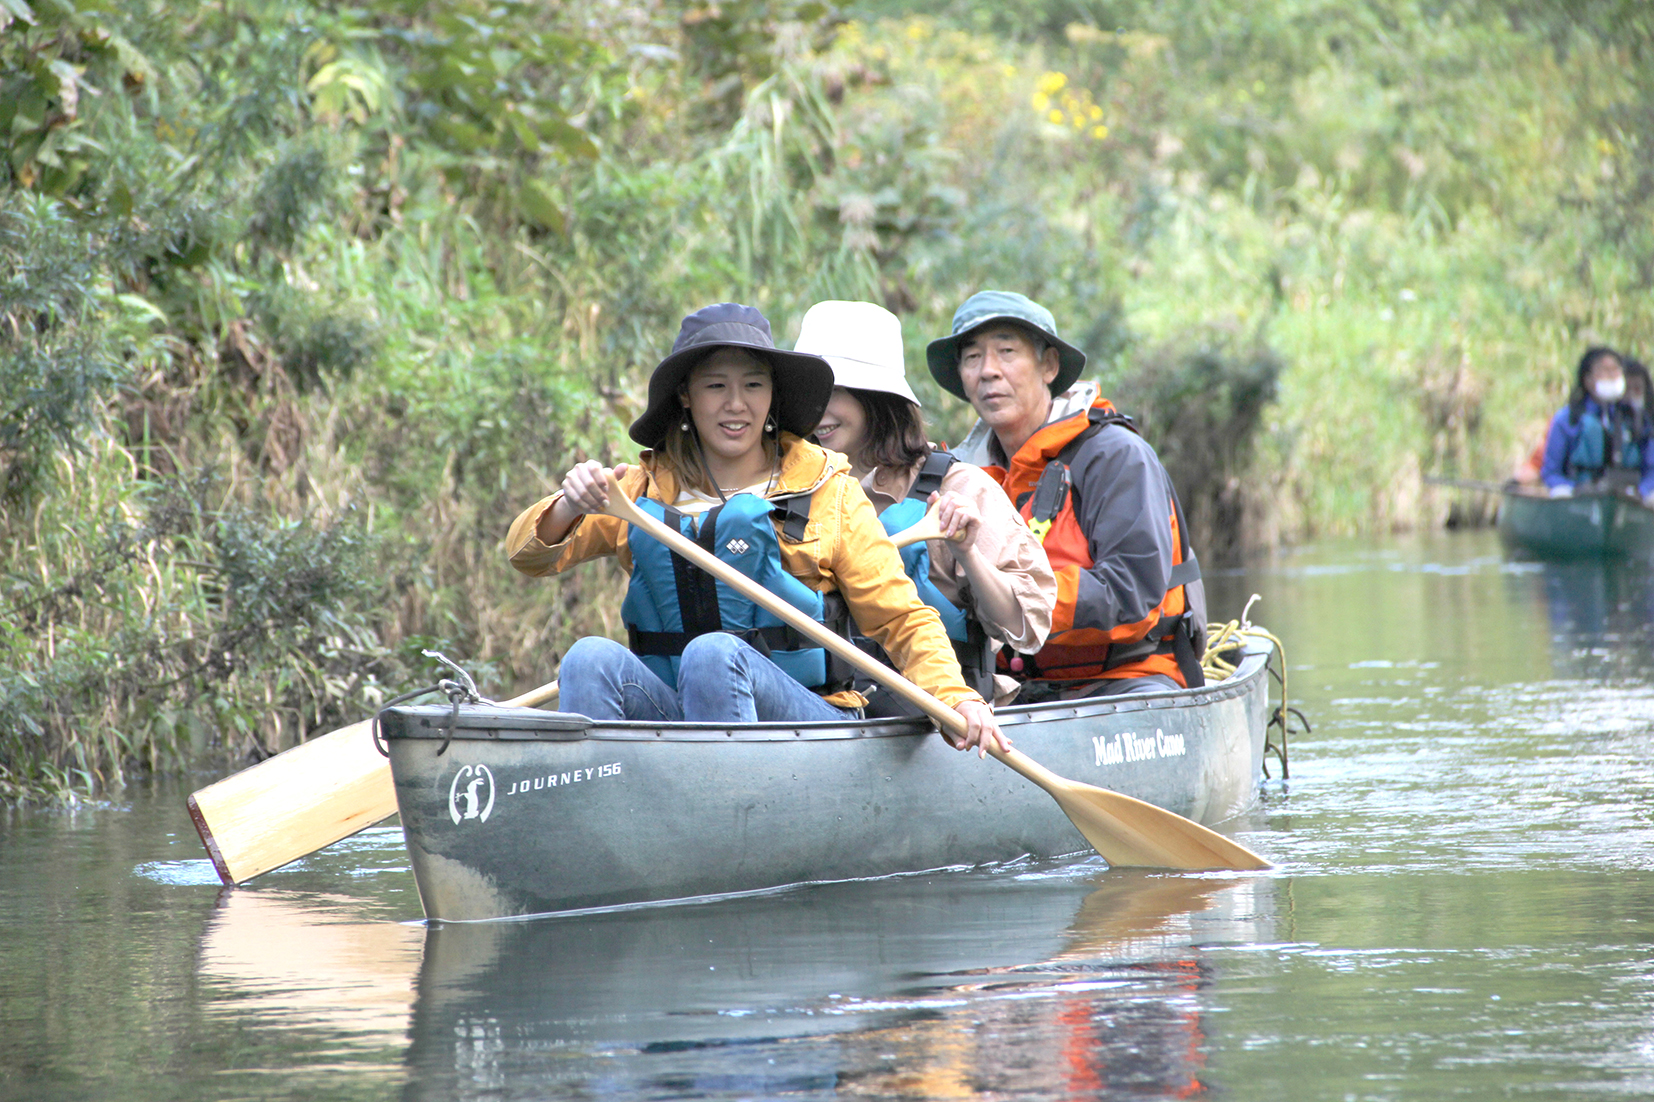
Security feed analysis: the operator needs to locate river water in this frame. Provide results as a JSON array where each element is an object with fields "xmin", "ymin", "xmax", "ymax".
[{"xmin": 4, "ymin": 529, "xmax": 1653, "ymax": 1101}]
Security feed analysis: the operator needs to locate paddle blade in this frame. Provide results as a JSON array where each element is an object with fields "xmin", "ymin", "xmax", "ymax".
[
  {"xmin": 1050, "ymin": 781, "xmax": 1271, "ymax": 871},
  {"xmin": 188, "ymin": 681, "xmax": 561, "ymax": 885},
  {"xmin": 990, "ymin": 746, "xmax": 1269, "ymax": 871},
  {"xmin": 188, "ymin": 718, "xmax": 396, "ymax": 885}
]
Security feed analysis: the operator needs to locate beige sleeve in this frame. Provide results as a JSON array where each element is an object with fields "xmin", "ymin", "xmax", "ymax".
[{"xmin": 927, "ymin": 462, "xmax": 1056, "ymax": 653}]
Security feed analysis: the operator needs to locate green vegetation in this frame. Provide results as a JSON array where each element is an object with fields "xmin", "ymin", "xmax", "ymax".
[{"xmin": 3, "ymin": 0, "xmax": 1653, "ymax": 798}]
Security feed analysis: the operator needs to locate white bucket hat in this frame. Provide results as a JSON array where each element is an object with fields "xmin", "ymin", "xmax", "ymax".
[{"xmin": 793, "ymin": 300, "xmax": 920, "ymax": 406}]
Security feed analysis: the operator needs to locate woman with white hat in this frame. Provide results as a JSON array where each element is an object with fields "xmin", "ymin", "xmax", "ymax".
[
  {"xmin": 505, "ymin": 302, "xmax": 1007, "ymax": 752},
  {"xmin": 798, "ymin": 300, "xmax": 1056, "ymax": 714}
]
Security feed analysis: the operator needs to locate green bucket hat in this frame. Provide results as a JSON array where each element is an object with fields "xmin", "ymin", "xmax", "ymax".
[{"xmin": 925, "ymin": 290, "xmax": 1087, "ymax": 402}]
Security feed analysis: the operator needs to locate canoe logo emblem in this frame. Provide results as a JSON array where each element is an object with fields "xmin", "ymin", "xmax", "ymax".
[{"xmin": 448, "ymin": 764, "xmax": 496, "ymax": 825}]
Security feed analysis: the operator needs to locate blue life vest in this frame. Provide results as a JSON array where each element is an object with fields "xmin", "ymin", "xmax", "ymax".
[
  {"xmin": 1565, "ymin": 403, "xmax": 1641, "ymax": 483},
  {"xmin": 854, "ymin": 450, "xmax": 997, "ymax": 716},
  {"xmin": 878, "ymin": 495, "xmax": 969, "ymax": 643},
  {"xmin": 621, "ymin": 491, "xmax": 851, "ymax": 693}
]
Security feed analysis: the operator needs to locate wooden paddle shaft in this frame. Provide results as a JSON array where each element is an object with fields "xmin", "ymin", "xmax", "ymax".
[
  {"xmin": 1423, "ymin": 475, "xmax": 1507, "ymax": 493},
  {"xmin": 889, "ymin": 521, "xmax": 941, "ymax": 549},
  {"xmin": 888, "ymin": 502, "xmax": 971, "ymax": 550},
  {"xmin": 600, "ymin": 473, "xmax": 970, "ymax": 739},
  {"xmin": 188, "ymin": 680, "xmax": 560, "ymax": 885}
]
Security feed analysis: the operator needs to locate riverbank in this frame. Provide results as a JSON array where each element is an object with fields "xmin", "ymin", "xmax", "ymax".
[{"xmin": 5, "ymin": 1, "xmax": 1653, "ymax": 798}]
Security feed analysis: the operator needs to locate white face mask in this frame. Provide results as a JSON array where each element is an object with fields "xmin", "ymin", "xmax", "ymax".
[{"xmin": 1594, "ymin": 377, "xmax": 1627, "ymax": 403}]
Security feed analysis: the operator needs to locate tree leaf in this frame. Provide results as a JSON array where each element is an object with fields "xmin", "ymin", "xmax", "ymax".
[{"xmin": 516, "ymin": 178, "xmax": 565, "ymax": 234}]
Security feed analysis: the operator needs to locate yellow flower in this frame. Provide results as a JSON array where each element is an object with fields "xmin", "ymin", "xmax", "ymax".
[
  {"xmin": 1048, "ymin": 109, "xmax": 1064, "ymax": 125},
  {"xmin": 1092, "ymin": 125, "xmax": 1109, "ymax": 139},
  {"xmin": 1089, "ymin": 104, "xmax": 1103, "ymax": 121},
  {"xmin": 1036, "ymin": 71, "xmax": 1068, "ymax": 95},
  {"xmin": 1032, "ymin": 92, "xmax": 1049, "ymax": 111}
]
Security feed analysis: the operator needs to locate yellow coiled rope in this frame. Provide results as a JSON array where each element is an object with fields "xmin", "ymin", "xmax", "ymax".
[{"xmin": 1199, "ymin": 594, "xmax": 1301, "ymax": 779}]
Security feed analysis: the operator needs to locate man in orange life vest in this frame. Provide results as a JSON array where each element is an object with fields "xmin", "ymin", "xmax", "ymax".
[{"xmin": 926, "ymin": 290, "xmax": 1206, "ymax": 700}]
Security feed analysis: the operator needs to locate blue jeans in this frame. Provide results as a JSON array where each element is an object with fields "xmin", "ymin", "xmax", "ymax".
[{"xmin": 557, "ymin": 634, "xmax": 855, "ymax": 724}]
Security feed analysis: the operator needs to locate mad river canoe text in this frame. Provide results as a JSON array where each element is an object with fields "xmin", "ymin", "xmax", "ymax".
[{"xmin": 1093, "ymin": 729, "xmax": 1186, "ymax": 767}]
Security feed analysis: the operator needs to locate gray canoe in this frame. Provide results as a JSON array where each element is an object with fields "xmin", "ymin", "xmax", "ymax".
[
  {"xmin": 379, "ymin": 636, "xmax": 1275, "ymax": 922},
  {"xmin": 1500, "ymin": 488, "xmax": 1654, "ymax": 559}
]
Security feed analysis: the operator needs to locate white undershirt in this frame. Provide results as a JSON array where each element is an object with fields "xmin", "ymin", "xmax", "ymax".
[{"xmin": 672, "ymin": 479, "xmax": 774, "ymax": 518}]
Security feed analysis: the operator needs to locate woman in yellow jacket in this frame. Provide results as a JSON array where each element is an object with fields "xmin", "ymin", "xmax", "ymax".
[{"xmin": 506, "ymin": 303, "xmax": 1006, "ymax": 754}]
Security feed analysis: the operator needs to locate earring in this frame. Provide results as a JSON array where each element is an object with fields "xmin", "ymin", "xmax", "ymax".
[
  {"xmin": 681, "ymin": 417, "xmax": 690, "ymax": 432},
  {"xmin": 765, "ymin": 416, "xmax": 776, "ymax": 433}
]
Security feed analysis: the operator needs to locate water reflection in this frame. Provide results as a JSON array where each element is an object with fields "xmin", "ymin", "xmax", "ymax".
[
  {"xmin": 199, "ymin": 889, "xmax": 422, "ymax": 1049},
  {"xmin": 397, "ymin": 868, "xmax": 1270, "ymax": 1101},
  {"xmin": 1525, "ymin": 559, "xmax": 1654, "ymax": 678}
]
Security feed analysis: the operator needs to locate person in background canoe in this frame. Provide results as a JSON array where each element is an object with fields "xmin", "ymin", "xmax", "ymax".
[
  {"xmin": 505, "ymin": 302, "xmax": 1007, "ymax": 754},
  {"xmin": 925, "ymin": 290, "xmax": 1207, "ymax": 701},
  {"xmin": 1621, "ymin": 358, "xmax": 1653, "ymax": 471},
  {"xmin": 794, "ymin": 300, "xmax": 1057, "ymax": 716},
  {"xmin": 1539, "ymin": 346, "xmax": 1654, "ymax": 505}
]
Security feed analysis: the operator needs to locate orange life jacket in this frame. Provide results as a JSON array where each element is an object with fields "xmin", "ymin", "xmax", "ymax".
[{"xmin": 981, "ymin": 400, "xmax": 1204, "ymax": 687}]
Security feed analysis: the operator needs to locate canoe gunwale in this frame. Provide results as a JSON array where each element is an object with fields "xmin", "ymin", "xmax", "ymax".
[{"xmin": 379, "ymin": 642, "xmax": 1272, "ymax": 744}]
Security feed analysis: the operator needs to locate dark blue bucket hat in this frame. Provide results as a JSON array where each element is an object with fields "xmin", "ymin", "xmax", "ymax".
[
  {"xmin": 629, "ymin": 303, "xmax": 834, "ymax": 448},
  {"xmin": 925, "ymin": 290, "xmax": 1087, "ymax": 402}
]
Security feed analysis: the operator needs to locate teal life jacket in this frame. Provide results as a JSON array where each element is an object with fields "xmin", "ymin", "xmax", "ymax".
[
  {"xmin": 879, "ymin": 497, "xmax": 970, "ymax": 643},
  {"xmin": 1565, "ymin": 403, "xmax": 1640, "ymax": 484},
  {"xmin": 854, "ymin": 450, "xmax": 997, "ymax": 717},
  {"xmin": 1565, "ymin": 407, "xmax": 1609, "ymax": 482},
  {"xmin": 621, "ymin": 490, "xmax": 853, "ymax": 693}
]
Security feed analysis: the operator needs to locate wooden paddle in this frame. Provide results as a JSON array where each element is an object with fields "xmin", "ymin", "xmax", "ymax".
[
  {"xmin": 888, "ymin": 504, "xmax": 963, "ymax": 550},
  {"xmin": 599, "ymin": 472, "xmax": 1269, "ymax": 872},
  {"xmin": 188, "ymin": 680, "xmax": 560, "ymax": 885},
  {"xmin": 1423, "ymin": 475, "xmax": 1510, "ymax": 493}
]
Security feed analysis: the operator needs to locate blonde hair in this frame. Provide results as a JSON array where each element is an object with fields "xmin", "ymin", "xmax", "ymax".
[{"xmin": 654, "ymin": 351, "xmax": 778, "ymax": 495}]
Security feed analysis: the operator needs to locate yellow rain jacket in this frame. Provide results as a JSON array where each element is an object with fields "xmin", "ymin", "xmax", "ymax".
[{"xmin": 505, "ymin": 433, "xmax": 983, "ymax": 712}]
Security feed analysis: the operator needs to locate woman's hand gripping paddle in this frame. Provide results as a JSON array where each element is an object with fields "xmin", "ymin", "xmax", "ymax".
[
  {"xmin": 598, "ymin": 472, "xmax": 1269, "ymax": 872},
  {"xmin": 187, "ymin": 681, "xmax": 561, "ymax": 885},
  {"xmin": 889, "ymin": 503, "xmax": 962, "ymax": 549}
]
